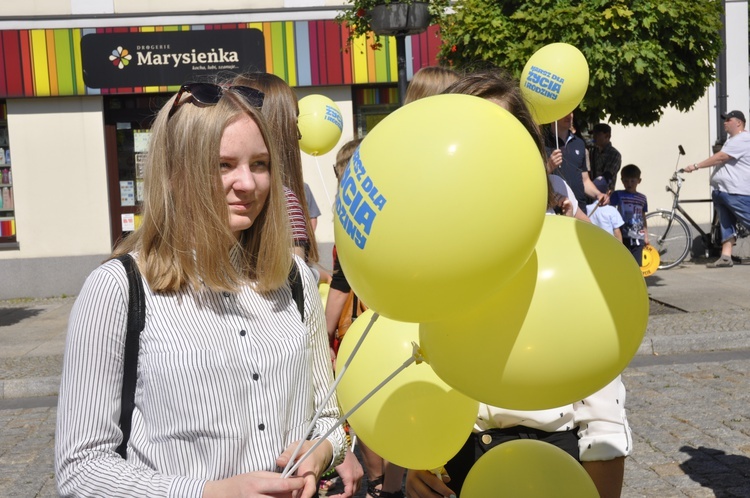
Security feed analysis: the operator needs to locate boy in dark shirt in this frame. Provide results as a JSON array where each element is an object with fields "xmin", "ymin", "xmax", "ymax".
[{"xmin": 609, "ymin": 164, "xmax": 649, "ymax": 264}]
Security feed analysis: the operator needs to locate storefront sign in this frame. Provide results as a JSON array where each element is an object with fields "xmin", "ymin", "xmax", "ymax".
[{"xmin": 81, "ymin": 29, "xmax": 265, "ymax": 88}]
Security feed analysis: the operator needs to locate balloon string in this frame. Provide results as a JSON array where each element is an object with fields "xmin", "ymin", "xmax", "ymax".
[
  {"xmin": 314, "ymin": 156, "xmax": 334, "ymax": 209},
  {"xmin": 555, "ymin": 121, "xmax": 559, "ymax": 150},
  {"xmin": 280, "ymin": 312, "xmax": 380, "ymax": 477},
  {"xmin": 282, "ymin": 345, "xmax": 419, "ymax": 478}
]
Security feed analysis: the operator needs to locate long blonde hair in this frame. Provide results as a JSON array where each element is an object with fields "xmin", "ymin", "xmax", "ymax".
[
  {"xmin": 230, "ymin": 72, "xmax": 320, "ymax": 264},
  {"xmin": 113, "ymin": 83, "xmax": 292, "ymax": 293}
]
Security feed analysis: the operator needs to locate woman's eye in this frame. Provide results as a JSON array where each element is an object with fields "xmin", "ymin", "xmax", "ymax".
[
  {"xmin": 251, "ymin": 160, "xmax": 269, "ymax": 171},
  {"xmin": 220, "ymin": 162, "xmax": 231, "ymax": 170}
]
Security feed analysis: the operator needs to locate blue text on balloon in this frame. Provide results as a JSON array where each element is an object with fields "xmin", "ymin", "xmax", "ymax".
[
  {"xmin": 524, "ymin": 66, "xmax": 564, "ymax": 101},
  {"xmin": 335, "ymin": 148, "xmax": 387, "ymax": 249},
  {"xmin": 325, "ymin": 105, "xmax": 344, "ymax": 131}
]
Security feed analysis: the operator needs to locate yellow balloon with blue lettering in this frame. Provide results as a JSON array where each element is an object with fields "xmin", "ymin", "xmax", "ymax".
[
  {"xmin": 520, "ymin": 43, "xmax": 589, "ymax": 124},
  {"xmin": 333, "ymin": 94, "xmax": 547, "ymax": 323},
  {"xmin": 298, "ymin": 94, "xmax": 343, "ymax": 156},
  {"xmin": 420, "ymin": 216, "xmax": 649, "ymax": 409}
]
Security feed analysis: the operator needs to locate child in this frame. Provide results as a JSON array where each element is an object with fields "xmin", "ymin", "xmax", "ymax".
[
  {"xmin": 587, "ymin": 176, "xmax": 625, "ymax": 242},
  {"xmin": 609, "ymin": 164, "xmax": 649, "ymax": 264}
]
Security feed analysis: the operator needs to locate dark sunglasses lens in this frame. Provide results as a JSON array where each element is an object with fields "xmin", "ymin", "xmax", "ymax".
[
  {"xmin": 231, "ymin": 86, "xmax": 265, "ymax": 108},
  {"xmin": 187, "ymin": 83, "xmax": 224, "ymax": 105}
]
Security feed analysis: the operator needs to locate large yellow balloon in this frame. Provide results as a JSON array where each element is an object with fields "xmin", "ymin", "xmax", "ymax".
[
  {"xmin": 298, "ymin": 94, "xmax": 343, "ymax": 156},
  {"xmin": 462, "ymin": 439, "xmax": 598, "ymax": 498},
  {"xmin": 420, "ymin": 216, "xmax": 648, "ymax": 410},
  {"xmin": 334, "ymin": 94, "xmax": 547, "ymax": 323},
  {"xmin": 336, "ymin": 310, "xmax": 479, "ymax": 470},
  {"xmin": 520, "ymin": 43, "xmax": 590, "ymax": 124}
]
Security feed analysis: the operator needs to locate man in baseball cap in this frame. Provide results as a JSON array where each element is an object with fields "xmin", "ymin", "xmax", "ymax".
[
  {"xmin": 721, "ymin": 110, "xmax": 746, "ymax": 123},
  {"xmin": 684, "ymin": 109, "xmax": 750, "ymax": 267}
]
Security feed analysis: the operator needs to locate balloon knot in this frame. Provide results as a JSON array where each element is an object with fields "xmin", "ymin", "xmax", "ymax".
[{"xmin": 411, "ymin": 342, "xmax": 425, "ymax": 364}]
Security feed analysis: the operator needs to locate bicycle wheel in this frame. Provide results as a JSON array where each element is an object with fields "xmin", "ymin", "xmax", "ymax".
[{"xmin": 645, "ymin": 210, "xmax": 691, "ymax": 269}]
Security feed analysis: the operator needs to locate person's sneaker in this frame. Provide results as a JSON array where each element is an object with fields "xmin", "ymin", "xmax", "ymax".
[{"xmin": 707, "ymin": 257, "xmax": 733, "ymax": 268}]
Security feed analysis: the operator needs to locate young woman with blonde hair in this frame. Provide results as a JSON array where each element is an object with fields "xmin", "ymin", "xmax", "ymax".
[{"xmin": 56, "ymin": 80, "xmax": 346, "ymax": 498}]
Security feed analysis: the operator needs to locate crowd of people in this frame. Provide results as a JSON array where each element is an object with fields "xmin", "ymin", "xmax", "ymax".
[{"xmin": 54, "ymin": 62, "xmax": 750, "ymax": 498}]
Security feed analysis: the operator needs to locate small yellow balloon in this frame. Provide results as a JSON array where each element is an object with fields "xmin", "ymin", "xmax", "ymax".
[
  {"xmin": 641, "ymin": 244, "xmax": 660, "ymax": 277},
  {"xmin": 462, "ymin": 440, "xmax": 599, "ymax": 498},
  {"xmin": 298, "ymin": 94, "xmax": 343, "ymax": 156},
  {"xmin": 336, "ymin": 310, "xmax": 478, "ymax": 470},
  {"xmin": 334, "ymin": 94, "xmax": 547, "ymax": 323},
  {"xmin": 520, "ymin": 43, "xmax": 590, "ymax": 124},
  {"xmin": 420, "ymin": 216, "xmax": 648, "ymax": 410}
]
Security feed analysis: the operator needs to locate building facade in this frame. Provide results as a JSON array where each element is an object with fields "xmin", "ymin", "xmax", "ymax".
[
  {"xmin": 0, "ymin": 1, "xmax": 747, "ymax": 299},
  {"xmin": 0, "ymin": 1, "xmax": 442, "ymax": 299}
]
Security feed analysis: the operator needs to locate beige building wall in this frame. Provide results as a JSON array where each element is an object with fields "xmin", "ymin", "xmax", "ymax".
[
  {"xmin": 2, "ymin": 97, "xmax": 111, "ymax": 260},
  {"xmin": 0, "ymin": 1, "xmax": 72, "ymax": 16},
  {"xmin": 612, "ymin": 97, "xmax": 714, "ymax": 226},
  {"xmin": 0, "ymin": 0, "xmax": 349, "ymax": 17},
  {"xmin": 0, "ymin": 97, "xmax": 112, "ymax": 298}
]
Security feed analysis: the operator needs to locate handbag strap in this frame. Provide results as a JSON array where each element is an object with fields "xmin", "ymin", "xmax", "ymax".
[
  {"xmin": 114, "ymin": 254, "xmax": 146, "ymax": 460},
  {"xmin": 288, "ymin": 261, "xmax": 305, "ymax": 322}
]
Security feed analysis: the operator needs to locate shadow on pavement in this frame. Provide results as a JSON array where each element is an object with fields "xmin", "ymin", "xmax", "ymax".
[
  {"xmin": 0, "ymin": 307, "xmax": 43, "ymax": 327},
  {"xmin": 679, "ymin": 445, "xmax": 750, "ymax": 496}
]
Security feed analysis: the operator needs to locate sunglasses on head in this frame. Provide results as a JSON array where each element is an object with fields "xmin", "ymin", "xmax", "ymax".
[{"xmin": 168, "ymin": 83, "xmax": 265, "ymax": 119}]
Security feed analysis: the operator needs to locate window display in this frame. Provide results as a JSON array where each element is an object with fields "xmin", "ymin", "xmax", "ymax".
[{"xmin": 0, "ymin": 102, "xmax": 17, "ymax": 248}]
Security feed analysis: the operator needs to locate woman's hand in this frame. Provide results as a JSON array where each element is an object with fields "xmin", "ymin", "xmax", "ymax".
[
  {"xmin": 328, "ymin": 450, "xmax": 364, "ymax": 498},
  {"xmin": 202, "ymin": 471, "xmax": 304, "ymax": 498},
  {"xmin": 405, "ymin": 469, "xmax": 456, "ymax": 498},
  {"xmin": 277, "ymin": 439, "xmax": 334, "ymax": 498}
]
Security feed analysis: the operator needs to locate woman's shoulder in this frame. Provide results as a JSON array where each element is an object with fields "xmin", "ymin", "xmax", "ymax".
[
  {"xmin": 93, "ymin": 256, "xmax": 131, "ymax": 281},
  {"xmin": 73, "ymin": 256, "xmax": 134, "ymax": 310}
]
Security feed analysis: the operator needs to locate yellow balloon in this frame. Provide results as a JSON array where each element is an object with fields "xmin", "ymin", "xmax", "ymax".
[
  {"xmin": 520, "ymin": 43, "xmax": 590, "ymax": 124},
  {"xmin": 298, "ymin": 94, "xmax": 343, "ymax": 156},
  {"xmin": 462, "ymin": 439, "xmax": 598, "ymax": 498},
  {"xmin": 420, "ymin": 216, "xmax": 648, "ymax": 410},
  {"xmin": 641, "ymin": 244, "xmax": 660, "ymax": 277},
  {"xmin": 334, "ymin": 94, "xmax": 547, "ymax": 323},
  {"xmin": 336, "ymin": 310, "xmax": 479, "ymax": 470}
]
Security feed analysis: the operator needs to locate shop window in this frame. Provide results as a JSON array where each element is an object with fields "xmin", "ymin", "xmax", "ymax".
[
  {"xmin": 352, "ymin": 85, "xmax": 400, "ymax": 138},
  {"xmin": 104, "ymin": 95, "xmax": 169, "ymax": 247},
  {"xmin": 0, "ymin": 102, "xmax": 18, "ymax": 250}
]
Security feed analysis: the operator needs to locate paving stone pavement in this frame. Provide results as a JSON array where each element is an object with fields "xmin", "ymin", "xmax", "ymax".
[{"xmin": 1, "ymin": 264, "xmax": 750, "ymax": 497}]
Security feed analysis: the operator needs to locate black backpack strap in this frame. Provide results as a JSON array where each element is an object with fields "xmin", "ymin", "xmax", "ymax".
[
  {"xmin": 114, "ymin": 254, "xmax": 146, "ymax": 460},
  {"xmin": 288, "ymin": 261, "xmax": 305, "ymax": 323}
]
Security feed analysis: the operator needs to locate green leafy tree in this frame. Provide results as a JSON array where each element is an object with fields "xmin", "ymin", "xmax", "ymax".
[{"xmin": 438, "ymin": 0, "xmax": 724, "ymax": 126}]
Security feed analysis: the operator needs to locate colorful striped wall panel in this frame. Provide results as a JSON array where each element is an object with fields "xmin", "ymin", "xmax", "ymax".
[{"xmin": 0, "ymin": 21, "xmax": 441, "ymax": 98}]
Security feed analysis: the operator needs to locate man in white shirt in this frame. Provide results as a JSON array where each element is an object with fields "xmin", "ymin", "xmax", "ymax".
[{"xmin": 685, "ymin": 110, "xmax": 750, "ymax": 268}]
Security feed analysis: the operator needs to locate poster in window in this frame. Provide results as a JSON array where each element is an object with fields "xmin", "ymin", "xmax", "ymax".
[
  {"xmin": 134, "ymin": 131, "xmax": 151, "ymax": 153},
  {"xmin": 122, "ymin": 213, "xmax": 135, "ymax": 232},
  {"xmin": 120, "ymin": 181, "xmax": 135, "ymax": 206},
  {"xmin": 135, "ymin": 153, "xmax": 147, "ymax": 179}
]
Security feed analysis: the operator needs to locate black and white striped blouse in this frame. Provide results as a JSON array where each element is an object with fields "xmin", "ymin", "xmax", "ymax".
[{"xmin": 55, "ymin": 251, "xmax": 346, "ymax": 497}]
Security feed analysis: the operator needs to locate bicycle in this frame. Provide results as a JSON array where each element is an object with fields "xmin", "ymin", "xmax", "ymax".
[{"xmin": 645, "ymin": 145, "xmax": 750, "ymax": 269}]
